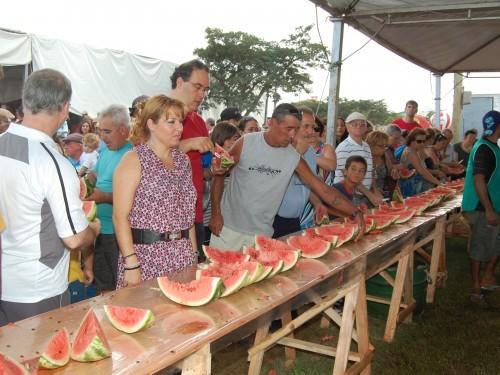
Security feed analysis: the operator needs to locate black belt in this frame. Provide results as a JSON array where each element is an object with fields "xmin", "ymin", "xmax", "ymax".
[{"xmin": 131, "ymin": 228, "xmax": 189, "ymax": 245}]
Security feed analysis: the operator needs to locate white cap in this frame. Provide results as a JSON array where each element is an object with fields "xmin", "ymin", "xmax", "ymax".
[{"xmin": 345, "ymin": 112, "xmax": 367, "ymax": 123}]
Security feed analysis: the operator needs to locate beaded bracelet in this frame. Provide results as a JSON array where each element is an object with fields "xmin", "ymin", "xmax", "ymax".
[
  {"xmin": 124, "ymin": 264, "xmax": 141, "ymax": 271},
  {"xmin": 123, "ymin": 252, "xmax": 136, "ymax": 260}
]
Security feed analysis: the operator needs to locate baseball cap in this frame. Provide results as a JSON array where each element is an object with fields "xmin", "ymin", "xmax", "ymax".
[
  {"xmin": 220, "ymin": 107, "xmax": 242, "ymax": 121},
  {"xmin": 345, "ymin": 112, "xmax": 367, "ymax": 123},
  {"xmin": 63, "ymin": 133, "xmax": 83, "ymax": 144},
  {"xmin": 482, "ymin": 110, "xmax": 500, "ymax": 136}
]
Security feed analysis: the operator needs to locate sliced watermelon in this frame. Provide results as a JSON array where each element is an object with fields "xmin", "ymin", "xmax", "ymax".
[
  {"xmin": 255, "ymin": 235, "xmax": 299, "ymax": 252},
  {"xmin": 254, "ymin": 264, "xmax": 274, "ymax": 282},
  {"xmin": 202, "ymin": 245, "xmax": 250, "ymax": 264},
  {"xmin": 316, "ymin": 225, "xmax": 357, "ymax": 247},
  {"xmin": 224, "ymin": 261, "xmax": 264, "ymax": 285},
  {"xmin": 0, "ymin": 352, "xmax": 29, "ymax": 375},
  {"xmin": 366, "ymin": 214, "xmax": 398, "ymax": 229},
  {"xmin": 287, "ymin": 235, "xmax": 331, "ymax": 259},
  {"xmin": 79, "ymin": 175, "xmax": 94, "ymax": 199},
  {"xmin": 245, "ymin": 246, "xmax": 299, "ymax": 272},
  {"xmin": 38, "ymin": 327, "xmax": 70, "ymax": 369},
  {"xmin": 373, "ymin": 207, "xmax": 415, "ymax": 224},
  {"xmin": 362, "ymin": 217, "xmax": 377, "ymax": 233},
  {"xmin": 158, "ymin": 276, "xmax": 223, "ymax": 306},
  {"xmin": 71, "ymin": 309, "xmax": 111, "ymax": 362},
  {"xmin": 196, "ymin": 265, "xmax": 248, "ymax": 297},
  {"xmin": 213, "ymin": 143, "xmax": 235, "ymax": 169},
  {"xmin": 302, "ymin": 228, "xmax": 338, "ymax": 247},
  {"xmin": 82, "ymin": 201, "xmax": 97, "ymax": 222},
  {"xmin": 243, "ymin": 247, "xmax": 285, "ymax": 277},
  {"xmin": 399, "ymin": 168, "xmax": 416, "ymax": 179},
  {"xmin": 103, "ymin": 305, "xmax": 154, "ymax": 333}
]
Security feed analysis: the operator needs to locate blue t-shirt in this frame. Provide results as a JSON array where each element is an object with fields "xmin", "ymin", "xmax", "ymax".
[
  {"xmin": 332, "ymin": 182, "xmax": 354, "ymax": 202},
  {"xmin": 94, "ymin": 142, "xmax": 133, "ymax": 234},
  {"xmin": 277, "ymin": 147, "xmax": 317, "ymax": 219}
]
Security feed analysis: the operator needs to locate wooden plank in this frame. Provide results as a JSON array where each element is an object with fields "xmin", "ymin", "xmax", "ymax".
[
  {"xmin": 402, "ymin": 250, "xmax": 414, "ymax": 323},
  {"xmin": 332, "ymin": 283, "xmax": 360, "ymax": 375},
  {"xmin": 323, "ymin": 307, "xmax": 360, "ymax": 343},
  {"xmin": 181, "ymin": 344, "xmax": 211, "ymax": 375},
  {"xmin": 427, "ymin": 216, "xmax": 447, "ymax": 303},
  {"xmin": 383, "ymin": 251, "xmax": 410, "ymax": 342},
  {"xmin": 345, "ymin": 349, "xmax": 374, "ymax": 375},
  {"xmin": 366, "ymin": 295, "xmax": 408, "ymax": 308},
  {"xmin": 277, "ymin": 337, "xmax": 361, "ymax": 361},
  {"xmin": 397, "ymin": 301, "xmax": 417, "ymax": 323},
  {"xmin": 379, "ymin": 270, "xmax": 395, "ymax": 287},
  {"xmin": 280, "ymin": 311, "xmax": 296, "ymax": 366},
  {"xmin": 247, "ymin": 322, "xmax": 270, "ymax": 375},
  {"xmin": 354, "ymin": 281, "xmax": 372, "ymax": 375},
  {"xmin": 415, "ymin": 247, "xmax": 432, "ymax": 263}
]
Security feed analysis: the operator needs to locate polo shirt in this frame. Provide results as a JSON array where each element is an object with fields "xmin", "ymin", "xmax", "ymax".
[
  {"xmin": 181, "ymin": 112, "xmax": 208, "ymax": 223},
  {"xmin": 0, "ymin": 124, "xmax": 88, "ymax": 303},
  {"xmin": 93, "ymin": 142, "xmax": 133, "ymax": 234},
  {"xmin": 334, "ymin": 136, "xmax": 373, "ymax": 189}
]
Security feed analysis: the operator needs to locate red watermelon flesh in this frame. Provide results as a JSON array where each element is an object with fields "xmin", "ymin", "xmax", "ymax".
[
  {"xmin": 0, "ymin": 352, "xmax": 29, "ymax": 374},
  {"xmin": 315, "ymin": 225, "xmax": 357, "ymax": 247},
  {"xmin": 82, "ymin": 201, "xmax": 97, "ymax": 222},
  {"xmin": 196, "ymin": 264, "xmax": 249, "ymax": 297},
  {"xmin": 255, "ymin": 235, "xmax": 299, "ymax": 252},
  {"xmin": 38, "ymin": 327, "xmax": 70, "ymax": 369},
  {"xmin": 302, "ymin": 228, "xmax": 338, "ymax": 246},
  {"xmin": 103, "ymin": 305, "xmax": 154, "ymax": 334},
  {"xmin": 243, "ymin": 247, "xmax": 286, "ymax": 276},
  {"xmin": 223, "ymin": 261, "xmax": 265, "ymax": 285},
  {"xmin": 374, "ymin": 208, "xmax": 415, "ymax": 223},
  {"xmin": 244, "ymin": 246, "xmax": 299, "ymax": 272},
  {"xmin": 287, "ymin": 235, "xmax": 331, "ymax": 259},
  {"xmin": 400, "ymin": 168, "xmax": 416, "ymax": 179},
  {"xmin": 328, "ymin": 222, "xmax": 361, "ymax": 237},
  {"xmin": 157, "ymin": 276, "xmax": 223, "ymax": 306},
  {"xmin": 71, "ymin": 309, "xmax": 111, "ymax": 362},
  {"xmin": 202, "ymin": 245, "xmax": 250, "ymax": 264},
  {"xmin": 366, "ymin": 214, "xmax": 398, "ymax": 229}
]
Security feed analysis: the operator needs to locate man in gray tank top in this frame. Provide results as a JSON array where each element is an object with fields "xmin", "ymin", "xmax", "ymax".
[{"xmin": 209, "ymin": 104, "xmax": 364, "ymax": 250}]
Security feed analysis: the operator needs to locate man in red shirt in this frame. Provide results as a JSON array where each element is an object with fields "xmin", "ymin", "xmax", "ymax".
[
  {"xmin": 170, "ymin": 60, "xmax": 213, "ymax": 256},
  {"xmin": 392, "ymin": 100, "xmax": 421, "ymax": 132}
]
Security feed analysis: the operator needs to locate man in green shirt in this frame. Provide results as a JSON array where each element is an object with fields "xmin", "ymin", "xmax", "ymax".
[{"xmin": 462, "ymin": 110, "xmax": 500, "ymax": 302}]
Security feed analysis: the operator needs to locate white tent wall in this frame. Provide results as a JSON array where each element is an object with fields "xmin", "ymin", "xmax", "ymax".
[{"xmin": 0, "ymin": 28, "xmax": 177, "ymax": 117}]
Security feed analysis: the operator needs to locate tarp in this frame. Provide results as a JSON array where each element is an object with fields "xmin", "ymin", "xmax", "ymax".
[
  {"xmin": 0, "ymin": 29, "xmax": 31, "ymax": 65},
  {"xmin": 0, "ymin": 28, "xmax": 176, "ymax": 116},
  {"xmin": 310, "ymin": 0, "xmax": 500, "ymax": 74}
]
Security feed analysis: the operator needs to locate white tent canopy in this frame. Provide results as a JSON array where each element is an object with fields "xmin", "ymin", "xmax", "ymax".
[
  {"xmin": 0, "ymin": 28, "xmax": 176, "ymax": 116},
  {"xmin": 311, "ymin": 0, "xmax": 500, "ymax": 73}
]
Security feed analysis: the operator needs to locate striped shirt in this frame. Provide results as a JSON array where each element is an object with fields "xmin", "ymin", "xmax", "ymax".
[
  {"xmin": 333, "ymin": 136, "xmax": 373, "ymax": 189},
  {"xmin": 0, "ymin": 124, "xmax": 88, "ymax": 303}
]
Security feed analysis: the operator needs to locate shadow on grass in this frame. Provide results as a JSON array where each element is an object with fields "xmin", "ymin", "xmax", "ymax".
[{"xmin": 212, "ymin": 237, "xmax": 500, "ymax": 375}]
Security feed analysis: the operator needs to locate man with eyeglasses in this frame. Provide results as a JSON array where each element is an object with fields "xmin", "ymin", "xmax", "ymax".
[
  {"xmin": 170, "ymin": 59, "xmax": 214, "ymax": 257},
  {"xmin": 209, "ymin": 103, "xmax": 363, "ymax": 251}
]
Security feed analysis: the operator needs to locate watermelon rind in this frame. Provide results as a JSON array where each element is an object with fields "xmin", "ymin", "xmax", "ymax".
[
  {"xmin": 254, "ymin": 265, "xmax": 274, "ymax": 282},
  {"xmin": 71, "ymin": 309, "xmax": 111, "ymax": 362},
  {"xmin": 254, "ymin": 235, "xmax": 298, "ymax": 252},
  {"xmin": 279, "ymin": 250, "xmax": 301, "ymax": 271},
  {"xmin": 38, "ymin": 327, "xmax": 70, "ymax": 369},
  {"xmin": 0, "ymin": 352, "xmax": 29, "ymax": 374},
  {"xmin": 103, "ymin": 305, "xmax": 154, "ymax": 334},
  {"xmin": 83, "ymin": 201, "xmax": 97, "ymax": 222},
  {"xmin": 157, "ymin": 276, "xmax": 223, "ymax": 306},
  {"xmin": 316, "ymin": 226, "xmax": 356, "ymax": 248},
  {"xmin": 266, "ymin": 260, "xmax": 284, "ymax": 278},
  {"xmin": 202, "ymin": 245, "xmax": 250, "ymax": 264},
  {"xmin": 196, "ymin": 266, "xmax": 249, "ymax": 297},
  {"xmin": 394, "ymin": 210, "xmax": 415, "ymax": 224},
  {"xmin": 287, "ymin": 235, "xmax": 331, "ymax": 259}
]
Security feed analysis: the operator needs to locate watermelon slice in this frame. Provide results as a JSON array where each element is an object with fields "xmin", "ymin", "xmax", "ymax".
[
  {"xmin": 224, "ymin": 261, "xmax": 265, "ymax": 286},
  {"xmin": 399, "ymin": 168, "xmax": 416, "ymax": 179},
  {"xmin": 254, "ymin": 264, "xmax": 274, "ymax": 282},
  {"xmin": 287, "ymin": 235, "xmax": 331, "ymax": 259},
  {"xmin": 82, "ymin": 201, "xmax": 97, "ymax": 222},
  {"xmin": 38, "ymin": 328, "xmax": 71, "ymax": 369},
  {"xmin": 373, "ymin": 207, "xmax": 416, "ymax": 224},
  {"xmin": 202, "ymin": 245, "xmax": 250, "ymax": 264},
  {"xmin": 302, "ymin": 228, "xmax": 338, "ymax": 247},
  {"xmin": 0, "ymin": 352, "xmax": 29, "ymax": 375},
  {"xmin": 255, "ymin": 235, "xmax": 299, "ymax": 252},
  {"xmin": 103, "ymin": 305, "xmax": 154, "ymax": 333},
  {"xmin": 316, "ymin": 225, "xmax": 357, "ymax": 247},
  {"xmin": 71, "ymin": 309, "xmax": 111, "ymax": 362},
  {"xmin": 157, "ymin": 276, "xmax": 223, "ymax": 306},
  {"xmin": 316, "ymin": 214, "xmax": 330, "ymax": 225},
  {"xmin": 213, "ymin": 144, "xmax": 235, "ymax": 169},
  {"xmin": 196, "ymin": 265, "xmax": 249, "ymax": 297},
  {"xmin": 244, "ymin": 246, "xmax": 299, "ymax": 272},
  {"xmin": 79, "ymin": 175, "xmax": 94, "ymax": 199},
  {"xmin": 365, "ymin": 214, "xmax": 394, "ymax": 230}
]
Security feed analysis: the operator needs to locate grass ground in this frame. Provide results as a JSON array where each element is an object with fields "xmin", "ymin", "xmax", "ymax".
[{"xmin": 212, "ymin": 237, "xmax": 500, "ymax": 375}]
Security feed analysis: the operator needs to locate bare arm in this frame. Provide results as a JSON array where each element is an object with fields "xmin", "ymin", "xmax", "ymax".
[
  {"xmin": 179, "ymin": 137, "xmax": 213, "ymax": 154},
  {"xmin": 62, "ymin": 221, "xmax": 100, "ymax": 251},
  {"xmin": 112, "ymin": 151, "xmax": 142, "ymax": 285},
  {"xmin": 474, "ymin": 174, "xmax": 498, "ymax": 226},
  {"xmin": 408, "ymin": 151, "xmax": 441, "ymax": 185},
  {"xmin": 316, "ymin": 143, "xmax": 336, "ymax": 172}
]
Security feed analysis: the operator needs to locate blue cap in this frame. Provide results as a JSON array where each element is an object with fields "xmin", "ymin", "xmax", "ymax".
[{"xmin": 482, "ymin": 110, "xmax": 500, "ymax": 136}]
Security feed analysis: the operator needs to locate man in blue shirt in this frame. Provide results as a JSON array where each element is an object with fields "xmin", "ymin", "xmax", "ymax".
[{"xmin": 86, "ymin": 104, "xmax": 132, "ymax": 292}]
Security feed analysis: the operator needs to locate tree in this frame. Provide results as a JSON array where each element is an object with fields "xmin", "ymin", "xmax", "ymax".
[
  {"xmin": 293, "ymin": 98, "xmax": 399, "ymax": 125},
  {"xmin": 194, "ymin": 26, "xmax": 328, "ymax": 114}
]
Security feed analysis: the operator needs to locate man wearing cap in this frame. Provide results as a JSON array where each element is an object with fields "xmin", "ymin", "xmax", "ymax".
[
  {"xmin": 392, "ymin": 100, "xmax": 421, "ymax": 132},
  {"xmin": 334, "ymin": 112, "xmax": 383, "ymax": 206},
  {"xmin": 0, "ymin": 69, "xmax": 99, "ymax": 325},
  {"xmin": 209, "ymin": 103, "xmax": 363, "ymax": 250},
  {"xmin": 170, "ymin": 60, "xmax": 214, "ymax": 255},
  {"xmin": 219, "ymin": 107, "xmax": 242, "ymax": 126},
  {"xmin": 62, "ymin": 133, "xmax": 84, "ymax": 170},
  {"xmin": 462, "ymin": 110, "xmax": 500, "ymax": 302}
]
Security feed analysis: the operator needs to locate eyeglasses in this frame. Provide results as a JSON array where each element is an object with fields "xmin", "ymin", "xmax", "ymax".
[
  {"xmin": 415, "ymin": 139, "xmax": 425, "ymax": 144},
  {"xmin": 348, "ymin": 121, "xmax": 366, "ymax": 128},
  {"xmin": 187, "ymin": 81, "xmax": 210, "ymax": 95}
]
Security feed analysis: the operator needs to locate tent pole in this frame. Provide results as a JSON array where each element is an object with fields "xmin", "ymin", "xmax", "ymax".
[
  {"xmin": 326, "ymin": 18, "xmax": 344, "ymax": 149},
  {"xmin": 433, "ymin": 73, "xmax": 441, "ymax": 128}
]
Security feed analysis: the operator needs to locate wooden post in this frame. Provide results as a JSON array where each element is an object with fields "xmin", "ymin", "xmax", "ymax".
[
  {"xmin": 182, "ymin": 344, "xmax": 211, "ymax": 375},
  {"xmin": 280, "ymin": 311, "xmax": 296, "ymax": 367},
  {"xmin": 247, "ymin": 322, "xmax": 270, "ymax": 375},
  {"xmin": 427, "ymin": 216, "xmax": 446, "ymax": 303},
  {"xmin": 355, "ymin": 281, "xmax": 372, "ymax": 375},
  {"xmin": 402, "ymin": 250, "xmax": 414, "ymax": 324}
]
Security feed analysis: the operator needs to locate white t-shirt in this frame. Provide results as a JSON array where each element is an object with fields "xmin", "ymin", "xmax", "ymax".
[
  {"xmin": 334, "ymin": 136, "xmax": 374, "ymax": 189},
  {"xmin": 0, "ymin": 124, "xmax": 89, "ymax": 303},
  {"xmin": 80, "ymin": 150, "xmax": 99, "ymax": 170}
]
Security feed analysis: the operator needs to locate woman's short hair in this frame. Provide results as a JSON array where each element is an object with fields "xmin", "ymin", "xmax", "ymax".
[
  {"xmin": 211, "ymin": 121, "xmax": 239, "ymax": 147},
  {"xmin": 129, "ymin": 95, "xmax": 186, "ymax": 145},
  {"xmin": 366, "ymin": 130, "xmax": 389, "ymax": 147},
  {"xmin": 406, "ymin": 128, "xmax": 427, "ymax": 146}
]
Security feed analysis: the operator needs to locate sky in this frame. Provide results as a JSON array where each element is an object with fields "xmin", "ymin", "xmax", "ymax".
[{"xmin": 2, "ymin": 0, "xmax": 498, "ymax": 115}]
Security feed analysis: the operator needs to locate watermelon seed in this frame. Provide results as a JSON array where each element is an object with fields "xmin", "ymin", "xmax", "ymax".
[
  {"xmin": 136, "ymin": 361, "xmax": 140, "ymax": 364},
  {"xmin": 20, "ymin": 355, "xmax": 24, "ymax": 358},
  {"xmin": 170, "ymin": 350, "xmax": 175, "ymax": 354},
  {"xmin": 49, "ymin": 316, "xmax": 53, "ymax": 319},
  {"xmin": 54, "ymin": 329, "xmax": 59, "ymax": 332},
  {"xmin": 57, "ymin": 320, "xmax": 61, "ymax": 323},
  {"xmin": 35, "ymin": 351, "xmax": 40, "ymax": 355},
  {"xmin": 31, "ymin": 328, "xmax": 35, "ymax": 331},
  {"xmin": 6, "ymin": 344, "xmax": 11, "ymax": 348}
]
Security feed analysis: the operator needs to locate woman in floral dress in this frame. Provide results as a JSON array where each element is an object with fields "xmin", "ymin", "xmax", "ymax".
[{"xmin": 113, "ymin": 95, "xmax": 197, "ymax": 288}]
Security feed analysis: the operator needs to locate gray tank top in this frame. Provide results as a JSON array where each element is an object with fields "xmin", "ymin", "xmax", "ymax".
[{"xmin": 221, "ymin": 132, "xmax": 300, "ymax": 236}]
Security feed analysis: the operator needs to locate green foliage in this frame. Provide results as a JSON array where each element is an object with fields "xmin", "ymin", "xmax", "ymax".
[
  {"xmin": 292, "ymin": 98, "xmax": 399, "ymax": 124},
  {"xmin": 194, "ymin": 25, "xmax": 329, "ymax": 115}
]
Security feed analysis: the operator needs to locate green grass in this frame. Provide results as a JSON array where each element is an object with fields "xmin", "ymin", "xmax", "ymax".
[{"xmin": 212, "ymin": 237, "xmax": 500, "ymax": 375}]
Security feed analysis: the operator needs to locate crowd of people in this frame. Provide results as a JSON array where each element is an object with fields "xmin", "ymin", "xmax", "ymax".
[{"xmin": 0, "ymin": 61, "xmax": 499, "ymax": 325}]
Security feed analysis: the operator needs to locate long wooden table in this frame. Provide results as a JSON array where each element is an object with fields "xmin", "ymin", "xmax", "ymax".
[{"xmin": 0, "ymin": 196, "xmax": 463, "ymax": 374}]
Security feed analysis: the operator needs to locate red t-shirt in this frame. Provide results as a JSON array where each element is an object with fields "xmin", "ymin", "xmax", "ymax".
[
  {"xmin": 181, "ymin": 112, "xmax": 208, "ymax": 223},
  {"xmin": 392, "ymin": 118, "xmax": 421, "ymax": 132}
]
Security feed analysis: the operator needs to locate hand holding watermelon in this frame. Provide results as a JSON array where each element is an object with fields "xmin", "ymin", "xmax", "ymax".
[{"xmin": 213, "ymin": 144, "xmax": 235, "ymax": 170}]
